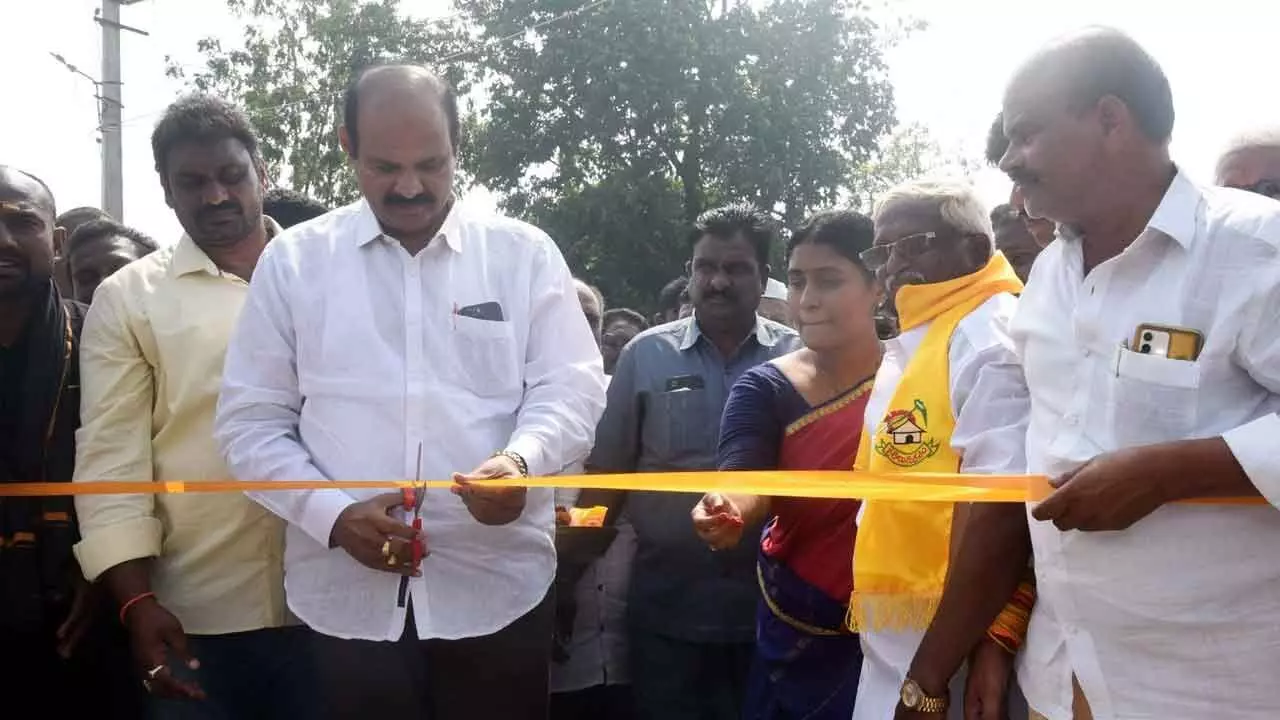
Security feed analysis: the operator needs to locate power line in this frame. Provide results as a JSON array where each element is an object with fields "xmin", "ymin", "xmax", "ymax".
[{"xmin": 98, "ymin": 0, "xmax": 612, "ymax": 133}]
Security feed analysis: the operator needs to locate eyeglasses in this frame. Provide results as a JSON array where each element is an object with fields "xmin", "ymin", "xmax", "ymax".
[
  {"xmin": 858, "ymin": 231, "xmax": 946, "ymax": 270},
  {"xmin": 1238, "ymin": 179, "xmax": 1280, "ymax": 200}
]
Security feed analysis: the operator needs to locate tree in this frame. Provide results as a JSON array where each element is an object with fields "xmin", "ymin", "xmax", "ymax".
[
  {"xmin": 847, "ymin": 122, "xmax": 980, "ymax": 211},
  {"xmin": 168, "ymin": 0, "xmax": 473, "ymax": 206},
  {"xmin": 175, "ymin": 0, "xmax": 903, "ymax": 311},
  {"xmin": 457, "ymin": 0, "xmax": 897, "ymax": 309},
  {"xmin": 528, "ymin": 163, "xmax": 691, "ymax": 310}
]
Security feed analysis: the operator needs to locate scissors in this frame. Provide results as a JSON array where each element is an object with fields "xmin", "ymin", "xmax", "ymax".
[{"xmin": 397, "ymin": 442, "xmax": 427, "ymax": 608}]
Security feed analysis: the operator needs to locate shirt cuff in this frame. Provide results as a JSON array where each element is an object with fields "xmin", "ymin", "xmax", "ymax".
[
  {"xmin": 299, "ymin": 490, "xmax": 359, "ymax": 548},
  {"xmin": 1221, "ymin": 414, "xmax": 1280, "ymax": 508},
  {"xmin": 73, "ymin": 516, "xmax": 163, "ymax": 582},
  {"xmin": 506, "ymin": 435, "xmax": 549, "ymax": 478}
]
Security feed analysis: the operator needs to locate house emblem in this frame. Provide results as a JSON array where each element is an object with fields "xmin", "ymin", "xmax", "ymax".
[{"xmin": 873, "ymin": 399, "xmax": 941, "ymax": 467}]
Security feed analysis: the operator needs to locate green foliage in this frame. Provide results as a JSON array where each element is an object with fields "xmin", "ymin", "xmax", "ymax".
[
  {"xmin": 168, "ymin": 0, "xmax": 472, "ymax": 206},
  {"xmin": 847, "ymin": 122, "xmax": 983, "ymax": 212},
  {"xmin": 175, "ymin": 0, "xmax": 921, "ymax": 312},
  {"xmin": 458, "ymin": 0, "xmax": 898, "ymax": 309},
  {"xmin": 526, "ymin": 163, "xmax": 691, "ymax": 311}
]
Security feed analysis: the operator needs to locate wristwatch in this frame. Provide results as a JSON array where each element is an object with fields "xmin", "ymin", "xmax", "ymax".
[
  {"xmin": 493, "ymin": 450, "xmax": 529, "ymax": 477},
  {"xmin": 900, "ymin": 676, "xmax": 948, "ymax": 714}
]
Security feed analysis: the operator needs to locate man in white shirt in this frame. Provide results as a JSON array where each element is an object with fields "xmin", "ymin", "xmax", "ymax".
[
  {"xmin": 852, "ymin": 179, "xmax": 1029, "ymax": 720},
  {"xmin": 215, "ymin": 64, "xmax": 606, "ymax": 720},
  {"xmin": 896, "ymin": 28, "xmax": 1280, "ymax": 720}
]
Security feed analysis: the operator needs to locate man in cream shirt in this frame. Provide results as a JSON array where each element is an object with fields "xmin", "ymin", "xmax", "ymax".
[
  {"xmin": 215, "ymin": 64, "xmax": 605, "ymax": 720},
  {"xmin": 73, "ymin": 96, "xmax": 311, "ymax": 718}
]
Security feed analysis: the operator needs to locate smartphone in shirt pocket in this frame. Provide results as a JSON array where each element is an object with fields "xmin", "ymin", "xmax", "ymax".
[
  {"xmin": 1107, "ymin": 323, "xmax": 1204, "ymax": 446},
  {"xmin": 1131, "ymin": 323, "xmax": 1203, "ymax": 361},
  {"xmin": 650, "ymin": 374, "xmax": 711, "ymax": 459}
]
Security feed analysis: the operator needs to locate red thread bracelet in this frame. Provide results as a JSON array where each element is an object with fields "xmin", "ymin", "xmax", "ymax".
[{"xmin": 119, "ymin": 591, "xmax": 156, "ymax": 625}]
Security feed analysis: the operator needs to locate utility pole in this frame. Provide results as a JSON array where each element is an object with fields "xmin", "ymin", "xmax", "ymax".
[{"xmin": 96, "ymin": 0, "xmax": 148, "ymax": 221}]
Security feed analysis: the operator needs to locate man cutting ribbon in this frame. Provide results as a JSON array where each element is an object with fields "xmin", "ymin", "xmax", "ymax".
[{"xmin": 214, "ymin": 64, "xmax": 606, "ymax": 720}]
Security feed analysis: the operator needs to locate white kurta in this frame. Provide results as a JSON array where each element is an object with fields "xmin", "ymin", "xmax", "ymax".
[
  {"xmin": 852, "ymin": 292, "xmax": 1029, "ymax": 720},
  {"xmin": 1011, "ymin": 173, "xmax": 1280, "ymax": 720}
]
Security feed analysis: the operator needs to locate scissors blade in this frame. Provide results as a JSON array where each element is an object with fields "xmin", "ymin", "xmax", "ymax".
[
  {"xmin": 414, "ymin": 442, "xmax": 426, "ymax": 515},
  {"xmin": 399, "ymin": 442, "xmax": 426, "ymax": 609}
]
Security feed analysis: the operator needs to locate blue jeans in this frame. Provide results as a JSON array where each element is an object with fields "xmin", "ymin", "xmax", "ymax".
[{"xmin": 147, "ymin": 625, "xmax": 317, "ymax": 720}]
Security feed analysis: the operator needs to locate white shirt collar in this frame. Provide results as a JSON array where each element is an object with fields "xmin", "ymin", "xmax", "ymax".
[
  {"xmin": 354, "ymin": 196, "xmax": 464, "ymax": 253},
  {"xmin": 1059, "ymin": 168, "xmax": 1201, "ymax": 251}
]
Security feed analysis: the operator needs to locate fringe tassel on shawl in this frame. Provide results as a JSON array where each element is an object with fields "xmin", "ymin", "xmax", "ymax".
[{"xmin": 846, "ymin": 592, "xmax": 941, "ymax": 633}]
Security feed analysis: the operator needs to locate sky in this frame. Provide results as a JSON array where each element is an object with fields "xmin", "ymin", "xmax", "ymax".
[{"xmin": 4, "ymin": 0, "xmax": 1279, "ymax": 244}]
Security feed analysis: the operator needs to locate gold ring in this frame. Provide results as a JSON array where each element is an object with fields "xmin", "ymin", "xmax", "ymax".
[
  {"xmin": 386, "ymin": 554, "xmax": 398, "ymax": 566},
  {"xmin": 381, "ymin": 540, "xmax": 391, "ymax": 558}
]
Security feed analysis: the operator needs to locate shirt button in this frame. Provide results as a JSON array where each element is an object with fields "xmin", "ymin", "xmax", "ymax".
[
  {"xmin": 1081, "ymin": 348, "xmax": 1091, "ymax": 358},
  {"xmin": 1064, "ymin": 413, "xmax": 1079, "ymax": 426}
]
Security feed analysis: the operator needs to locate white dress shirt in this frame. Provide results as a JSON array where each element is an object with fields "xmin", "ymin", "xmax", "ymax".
[
  {"xmin": 854, "ymin": 292, "xmax": 1030, "ymax": 720},
  {"xmin": 1012, "ymin": 172, "xmax": 1280, "ymax": 720},
  {"xmin": 215, "ymin": 199, "xmax": 606, "ymax": 642}
]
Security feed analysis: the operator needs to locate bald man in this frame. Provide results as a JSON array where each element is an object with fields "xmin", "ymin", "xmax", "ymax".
[
  {"xmin": 0, "ymin": 166, "xmax": 139, "ymax": 716},
  {"xmin": 896, "ymin": 28, "xmax": 1280, "ymax": 720},
  {"xmin": 215, "ymin": 64, "xmax": 606, "ymax": 720},
  {"xmin": 1215, "ymin": 128, "xmax": 1280, "ymax": 200}
]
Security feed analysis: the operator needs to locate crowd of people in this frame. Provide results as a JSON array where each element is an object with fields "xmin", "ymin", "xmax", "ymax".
[{"xmin": 2, "ymin": 23, "xmax": 1280, "ymax": 720}]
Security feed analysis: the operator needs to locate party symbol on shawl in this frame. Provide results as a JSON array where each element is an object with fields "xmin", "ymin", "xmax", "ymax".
[{"xmin": 874, "ymin": 398, "xmax": 940, "ymax": 467}]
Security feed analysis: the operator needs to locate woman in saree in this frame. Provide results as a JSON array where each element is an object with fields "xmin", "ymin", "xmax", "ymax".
[{"xmin": 692, "ymin": 209, "xmax": 883, "ymax": 719}]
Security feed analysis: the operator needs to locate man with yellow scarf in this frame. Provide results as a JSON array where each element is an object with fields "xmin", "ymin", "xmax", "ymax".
[{"xmin": 851, "ymin": 179, "xmax": 1031, "ymax": 720}]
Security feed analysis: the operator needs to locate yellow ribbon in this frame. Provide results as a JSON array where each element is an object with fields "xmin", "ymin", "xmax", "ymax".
[{"xmin": 0, "ymin": 471, "xmax": 1262, "ymax": 504}]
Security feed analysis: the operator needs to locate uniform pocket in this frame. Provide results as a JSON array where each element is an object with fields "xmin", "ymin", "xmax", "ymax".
[{"xmin": 647, "ymin": 387, "xmax": 712, "ymax": 460}]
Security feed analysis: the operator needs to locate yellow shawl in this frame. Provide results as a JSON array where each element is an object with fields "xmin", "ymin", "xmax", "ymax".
[{"xmin": 848, "ymin": 252, "xmax": 1023, "ymax": 632}]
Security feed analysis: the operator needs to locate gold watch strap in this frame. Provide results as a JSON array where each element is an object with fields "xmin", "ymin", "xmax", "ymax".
[
  {"xmin": 916, "ymin": 694, "xmax": 949, "ymax": 713},
  {"xmin": 903, "ymin": 677, "xmax": 949, "ymax": 714}
]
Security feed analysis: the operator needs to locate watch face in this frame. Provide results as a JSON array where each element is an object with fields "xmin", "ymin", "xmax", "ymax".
[{"xmin": 902, "ymin": 680, "xmax": 921, "ymax": 707}]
